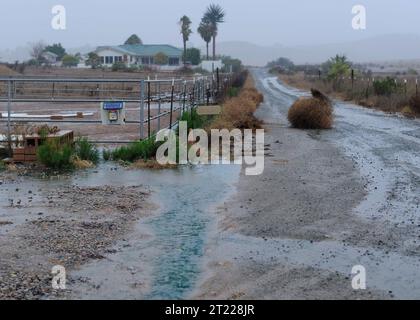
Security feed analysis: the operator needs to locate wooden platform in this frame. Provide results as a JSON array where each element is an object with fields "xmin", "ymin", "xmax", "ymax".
[{"xmin": 12, "ymin": 130, "xmax": 74, "ymax": 163}]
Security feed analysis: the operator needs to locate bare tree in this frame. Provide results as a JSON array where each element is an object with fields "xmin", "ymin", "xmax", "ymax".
[{"xmin": 30, "ymin": 41, "xmax": 46, "ymax": 63}]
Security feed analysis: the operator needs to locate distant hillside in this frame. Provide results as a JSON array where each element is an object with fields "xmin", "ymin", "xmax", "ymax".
[{"xmin": 216, "ymin": 34, "xmax": 420, "ymax": 66}]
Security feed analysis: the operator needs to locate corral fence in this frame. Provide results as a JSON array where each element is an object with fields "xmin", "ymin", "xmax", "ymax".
[{"xmin": 0, "ymin": 69, "xmax": 237, "ymax": 151}]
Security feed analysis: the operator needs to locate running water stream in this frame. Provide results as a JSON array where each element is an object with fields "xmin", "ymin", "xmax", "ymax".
[{"xmin": 65, "ymin": 163, "xmax": 241, "ymax": 299}]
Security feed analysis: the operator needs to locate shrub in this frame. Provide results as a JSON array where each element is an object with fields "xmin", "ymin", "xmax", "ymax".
[
  {"xmin": 373, "ymin": 77, "xmax": 402, "ymax": 96},
  {"xmin": 227, "ymin": 87, "xmax": 240, "ymax": 97},
  {"xmin": 112, "ymin": 61, "xmax": 127, "ymax": 72},
  {"xmin": 111, "ymin": 138, "xmax": 161, "ymax": 162},
  {"xmin": 37, "ymin": 140, "xmax": 74, "ymax": 170},
  {"xmin": 288, "ymin": 89, "xmax": 333, "ymax": 129},
  {"xmin": 74, "ymin": 137, "xmax": 99, "ymax": 164},
  {"xmin": 408, "ymin": 95, "xmax": 420, "ymax": 113},
  {"xmin": 210, "ymin": 75, "xmax": 263, "ymax": 131},
  {"xmin": 0, "ymin": 160, "xmax": 5, "ymax": 171},
  {"xmin": 179, "ymin": 108, "xmax": 210, "ymax": 132},
  {"xmin": 102, "ymin": 149, "xmax": 112, "ymax": 161}
]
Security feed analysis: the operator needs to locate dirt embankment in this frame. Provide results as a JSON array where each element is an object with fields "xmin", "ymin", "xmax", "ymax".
[{"xmin": 0, "ymin": 171, "xmax": 153, "ymax": 300}]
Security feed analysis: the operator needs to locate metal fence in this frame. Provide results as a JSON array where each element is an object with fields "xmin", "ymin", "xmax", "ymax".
[{"xmin": 0, "ymin": 69, "xmax": 235, "ymax": 147}]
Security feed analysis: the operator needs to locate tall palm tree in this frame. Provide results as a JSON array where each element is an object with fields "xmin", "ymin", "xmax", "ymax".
[
  {"xmin": 203, "ymin": 4, "xmax": 225, "ymax": 60},
  {"xmin": 197, "ymin": 21, "xmax": 212, "ymax": 60},
  {"xmin": 179, "ymin": 15, "xmax": 192, "ymax": 65}
]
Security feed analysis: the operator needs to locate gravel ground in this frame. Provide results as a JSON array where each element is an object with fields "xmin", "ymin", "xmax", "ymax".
[{"xmin": 0, "ymin": 171, "xmax": 152, "ymax": 300}]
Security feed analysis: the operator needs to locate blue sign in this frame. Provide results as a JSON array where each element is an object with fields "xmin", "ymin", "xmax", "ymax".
[{"xmin": 103, "ymin": 101, "xmax": 124, "ymax": 110}]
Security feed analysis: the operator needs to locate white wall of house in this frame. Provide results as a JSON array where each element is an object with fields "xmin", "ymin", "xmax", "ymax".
[
  {"xmin": 96, "ymin": 48, "xmax": 182, "ymax": 68},
  {"xmin": 200, "ymin": 60, "xmax": 224, "ymax": 72},
  {"xmin": 96, "ymin": 49, "xmax": 130, "ymax": 66}
]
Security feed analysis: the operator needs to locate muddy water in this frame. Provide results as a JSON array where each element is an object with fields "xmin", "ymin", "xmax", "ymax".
[{"xmin": 63, "ymin": 163, "xmax": 241, "ymax": 299}]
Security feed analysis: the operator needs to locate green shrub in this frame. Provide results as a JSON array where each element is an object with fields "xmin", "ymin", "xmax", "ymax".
[
  {"xmin": 102, "ymin": 149, "xmax": 112, "ymax": 161},
  {"xmin": 111, "ymin": 138, "xmax": 161, "ymax": 162},
  {"xmin": 227, "ymin": 87, "xmax": 240, "ymax": 97},
  {"xmin": 112, "ymin": 61, "xmax": 127, "ymax": 72},
  {"xmin": 0, "ymin": 160, "xmax": 5, "ymax": 171},
  {"xmin": 74, "ymin": 137, "xmax": 99, "ymax": 164},
  {"xmin": 178, "ymin": 108, "xmax": 210, "ymax": 132},
  {"xmin": 37, "ymin": 140, "xmax": 74, "ymax": 170},
  {"xmin": 373, "ymin": 77, "xmax": 402, "ymax": 96}
]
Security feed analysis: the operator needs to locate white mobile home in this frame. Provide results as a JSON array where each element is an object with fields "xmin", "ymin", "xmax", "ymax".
[{"xmin": 95, "ymin": 44, "xmax": 183, "ymax": 70}]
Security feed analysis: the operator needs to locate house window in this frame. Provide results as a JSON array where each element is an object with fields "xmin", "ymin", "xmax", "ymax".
[
  {"xmin": 141, "ymin": 57, "xmax": 150, "ymax": 65},
  {"xmin": 105, "ymin": 56, "xmax": 114, "ymax": 64},
  {"xmin": 114, "ymin": 56, "xmax": 122, "ymax": 63},
  {"xmin": 169, "ymin": 57, "xmax": 180, "ymax": 66},
  {"xmin": 100, "ymin": 57, "xmax": 105, "ymax": 64}
]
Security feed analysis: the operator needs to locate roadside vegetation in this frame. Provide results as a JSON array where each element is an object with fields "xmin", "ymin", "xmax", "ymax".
[
  {"xmin": 288, "ymin": 89, "xmax": 333, "ymax": 129},
  {"xmin": 269, "ymin": 55, "xmax": 420, "ymax": 118},
  {"xmin": 37, "ymin": 136, "xmax": 99, "ymax": 170},
  {"xmin": 210, "ymin": 73, "xmax": 263, "ymax": 130}
]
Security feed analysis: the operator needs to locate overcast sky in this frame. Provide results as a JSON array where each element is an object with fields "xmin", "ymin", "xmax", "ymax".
[{"xmin": 0, "ymin": 0, "xmax": 419, "ymax": 50}]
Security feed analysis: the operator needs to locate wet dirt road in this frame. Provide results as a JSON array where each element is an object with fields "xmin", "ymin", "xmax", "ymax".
[{"xmin": 196, "ymin": 68, "xmax": 420, "ymax": 300}]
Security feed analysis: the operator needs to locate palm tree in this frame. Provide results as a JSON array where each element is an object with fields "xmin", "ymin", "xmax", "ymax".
[
  {"xmin": 198, "ymin": 21, "xmax": 213, "ymax": 60},
  {"xmin": 179, "ymin": 15, "xmax": 192, "ymax": 65},
  {"xmin": 203, "ymin": 4, "xmax": 225, "ymax": 60}
]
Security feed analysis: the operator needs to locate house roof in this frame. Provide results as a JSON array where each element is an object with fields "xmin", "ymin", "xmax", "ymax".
[{"xmin": 96, "ymin": 44, "xmax": 183, "ymax": 57}]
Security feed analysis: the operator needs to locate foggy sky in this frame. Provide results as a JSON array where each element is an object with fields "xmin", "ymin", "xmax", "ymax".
[{"xmin": 0, "ymin": 0, "xmax": 418, "ymax": 50}]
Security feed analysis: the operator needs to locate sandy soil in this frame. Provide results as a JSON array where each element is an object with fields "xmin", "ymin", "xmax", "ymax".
[
  {"xmin": 194, "ymin": 68, "xmax": 420, "ymax": 300},
  {"xmin": 0, "ymin": 170, "xmax": 153, "ymax": 300}
]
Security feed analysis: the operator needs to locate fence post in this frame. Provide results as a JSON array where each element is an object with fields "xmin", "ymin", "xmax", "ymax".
[
  {"xmin": 182, "ymin": 80, "xmax": 187, "ymax": 114},
  {"xmin": 140, "ymin": 80, "xmax": 145, "ymax": 139},
  {"xmin": 169, "ymin": 79, "xmax": 175, "ymax": 129},
  {"xmin": 157, "ymin": 81, "xmax": 161, "ymax": 132},
  {"xmin": 216, "ymin": 68, "xmax": 220, "ymax": 99},
  {"xmin": 206, "ymin": 79, "xmax": 210, "ymax": 105},
  {"xmin": 147, "ymin": 80, "xmax": 151, "ymax": 138},
  {"xmin": 7, "ymin": 80, "xmax": 12, "ymax": 157},
  {"xmin": 192, "ymin": 78, "xmax": 196, "ymax": 109}
]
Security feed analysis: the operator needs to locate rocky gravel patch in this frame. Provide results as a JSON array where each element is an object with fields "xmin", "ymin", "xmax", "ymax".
[{"xmin": 0, "ymin": 184, "xmax": 152, "ymax": 300}]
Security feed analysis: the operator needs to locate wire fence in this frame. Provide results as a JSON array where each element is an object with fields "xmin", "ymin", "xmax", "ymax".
[
  {"xmin": 303, "ymin": 73, "xmax": 420, "ymax": 100},
  {"xmin": 0, "ymin": 69, "xmax": 236, "ymax": 148}
]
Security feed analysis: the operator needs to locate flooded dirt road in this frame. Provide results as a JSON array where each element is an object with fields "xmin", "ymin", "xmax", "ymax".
[{"xmin": 196, "ymin": 68, "xmax": 420, "ymax": 299}]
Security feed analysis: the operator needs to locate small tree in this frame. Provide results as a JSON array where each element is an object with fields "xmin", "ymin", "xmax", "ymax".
[
  {"xmin": 222, "ymin": 56, "xmax": 242, "ymax": 73},
  {"xmin": 62, "ymin": 54, "xmax": 79, "ymax": 67},
  {"xmin": 124, "ymin": 34, "xmax": 143, "ymax": 45},
  {"xmin": 154, "ymin": 52, "xmax": 169, "ymax": 65},
  {"xmin": 322, "ymin": 55, "xmax": 352, "ymax": 89},
  {"xmin": 112, "ymin": 61, "xmax": 127, "ymax": 71},
  {"xmin": 45, "ymin": 43, "xmax": 66, "ymax": 60},
  {"xmin": 86, "ymin": 52, "xmax": 102, "ymax": 69},
  {"xmin": 184, "ymin": 48, "xmax": 201, "ymax": 65},
  {"xmin": 30, "ymin": 41, "xmax": 46, "ymax": 65}
]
